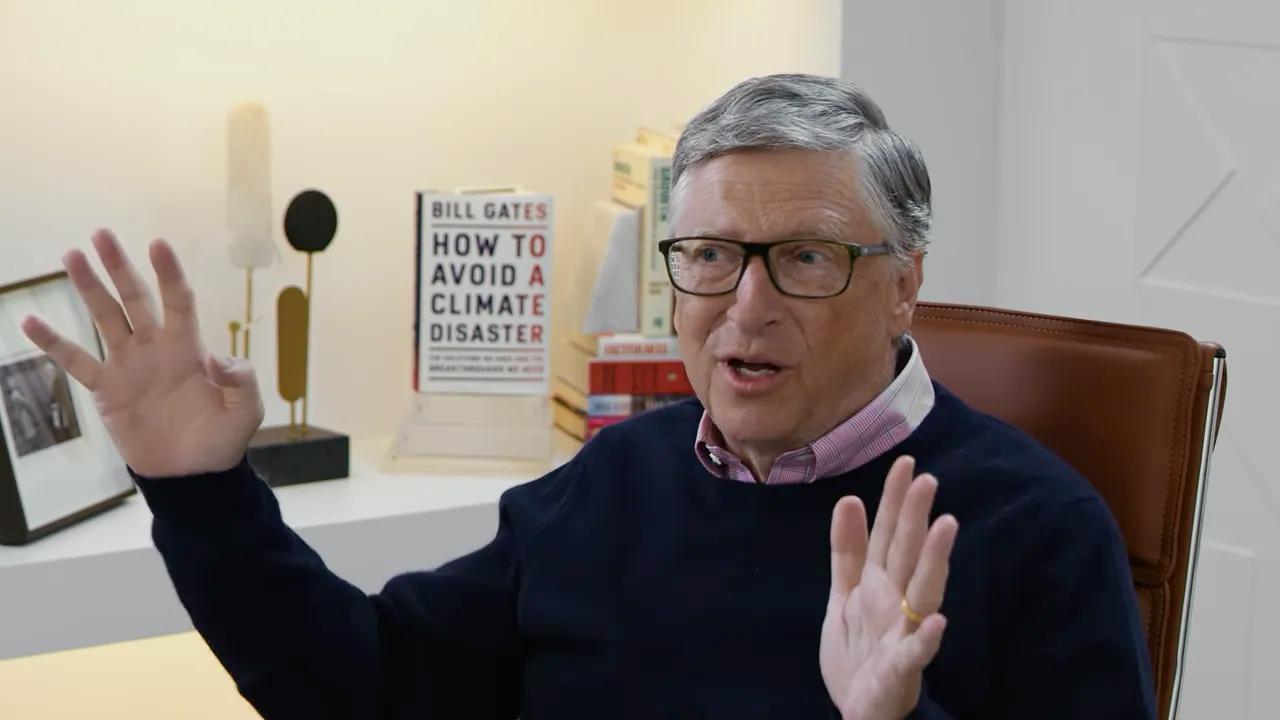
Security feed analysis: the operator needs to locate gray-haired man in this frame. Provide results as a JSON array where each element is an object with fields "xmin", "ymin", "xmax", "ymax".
[{"xmin": 24, "ymin": 74, "xmax": 1154, "ymax": 718}]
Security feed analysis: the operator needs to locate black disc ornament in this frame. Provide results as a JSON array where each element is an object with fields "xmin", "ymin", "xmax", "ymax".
[{"xmin": 283, "ymin": 189, "xmax": 337, "ymax": 253}]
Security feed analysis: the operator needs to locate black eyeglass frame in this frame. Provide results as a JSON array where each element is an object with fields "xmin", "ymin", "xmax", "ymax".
[{"xmin": 656, "ymin": 236, "xmax": 894, "ymax": 299}]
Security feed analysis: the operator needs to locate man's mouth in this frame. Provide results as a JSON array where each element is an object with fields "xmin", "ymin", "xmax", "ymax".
[{"xmin": 726, "ymin": 358, "xmax": 782, "ymax": 377}]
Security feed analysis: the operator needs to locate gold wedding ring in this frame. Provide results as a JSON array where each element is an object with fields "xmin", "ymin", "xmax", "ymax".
[{"xmin": 901, "ymin": 596, "xmax": 925, "ymax": 624}]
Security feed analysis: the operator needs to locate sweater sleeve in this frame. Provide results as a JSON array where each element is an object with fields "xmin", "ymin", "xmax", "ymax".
[
  {"xmin": 993, "ymin": 496, "xmax": 1157, "ymax": 719},
  {"xmin": 907, "ymin": 685, "xmax": 956, "ymax": 719},
  {"xmin": 134, "ymin": 456, "xmax": 539, "ymax": 719}
]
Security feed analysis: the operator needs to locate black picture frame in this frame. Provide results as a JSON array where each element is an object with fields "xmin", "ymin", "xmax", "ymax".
[{"xmin": 0, "ymin": 271, "xmax": 134, "ymax": 545}]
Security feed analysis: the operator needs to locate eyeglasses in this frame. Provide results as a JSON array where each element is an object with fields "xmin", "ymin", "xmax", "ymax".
[{"xmin": 657, "ymin": 236, "xmax": 893, "ymax": 299}]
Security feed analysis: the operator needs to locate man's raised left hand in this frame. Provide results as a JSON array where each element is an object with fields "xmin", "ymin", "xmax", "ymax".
[{"xmin": 820, "ymin": 456, "xmax": 959, "ymax": 720}]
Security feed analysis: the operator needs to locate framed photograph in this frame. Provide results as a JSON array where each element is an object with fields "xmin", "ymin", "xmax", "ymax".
[{"xmin": 0, "ymin": 271, "xmax": 133, "ymax": 545}]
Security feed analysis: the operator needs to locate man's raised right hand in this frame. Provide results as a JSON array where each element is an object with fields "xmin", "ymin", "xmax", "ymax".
[{"xmin": 21, "ymin": 229, "xmax": 264, "ymax": 478}]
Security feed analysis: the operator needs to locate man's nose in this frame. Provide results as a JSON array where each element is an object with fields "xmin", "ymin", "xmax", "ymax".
[{"xmin": 726, "ymin": 256, "xmax": 784, "ymax": 331}]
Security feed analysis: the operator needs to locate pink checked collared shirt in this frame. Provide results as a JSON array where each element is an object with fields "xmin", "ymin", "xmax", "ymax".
[{"xmin": 694, "ymin": 336, "xmax": 935, "ymax": 485}]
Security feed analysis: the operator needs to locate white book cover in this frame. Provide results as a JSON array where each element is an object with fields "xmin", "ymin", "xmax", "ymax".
[
  {"xmin": 611, "ymin": 142, "xmax": 673, "ymax": 336},
  {"xmin": 583, "ymin": 201, "xmax": 640, "ymax": 335},
  {"xmin": 415, "ymin": 191, "xmax": 553, "ymax": 396}
]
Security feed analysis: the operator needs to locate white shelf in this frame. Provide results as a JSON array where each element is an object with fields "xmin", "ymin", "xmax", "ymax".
[{"xmin": 0, "ymin": 435, "xmax": 578, "ymax": 660}]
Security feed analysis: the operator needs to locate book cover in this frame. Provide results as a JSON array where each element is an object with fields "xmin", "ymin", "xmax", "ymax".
[
  {"xmin": 581, "ymin": 201, "xmax": 640, "ymax": 336},
  {"xmin": 415, "ymin": 191, "xmax": 553, "ymax": 395},
  {"xmin": 611, "ymin": 142, "xmax": 673, "ymax": 337}
]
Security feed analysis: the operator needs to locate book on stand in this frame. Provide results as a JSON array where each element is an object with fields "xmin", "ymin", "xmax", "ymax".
[{"xmin": 393, "ymin": 188, "xmax": 555, "ymax": 461}]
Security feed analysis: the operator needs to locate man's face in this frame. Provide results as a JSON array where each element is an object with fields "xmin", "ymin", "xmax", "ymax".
[{"xmin": 672, "ymin": 148, "xmax": 922, "ymax": 456}]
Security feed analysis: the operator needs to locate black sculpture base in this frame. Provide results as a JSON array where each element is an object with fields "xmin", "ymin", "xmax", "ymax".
[{"xmin": 247, "ymin": 424, "xmax": 350, "ymax": 487}]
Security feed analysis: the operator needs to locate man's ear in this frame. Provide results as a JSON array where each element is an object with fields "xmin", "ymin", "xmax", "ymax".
[{"xmin": 891, "ymin": 252, "xmax": 925, "ymax": 336}]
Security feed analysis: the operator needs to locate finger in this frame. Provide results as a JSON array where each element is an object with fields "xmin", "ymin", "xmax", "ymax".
[
  {"xmin": 21, "ymin": 315, "xmax": 103, "ymax": 391},
  {"xmin": 829, "ymin": 496, "xmax": 869, "ymax": 599},
  {"xmin": 93, "ymin": 229, "xmax": 160, "ymax": 337},
  {"xmin": 904, "ymin": 514, "xmax": 958, "ymax": 622},
  {"xmin": 887, "ymin": 474, "xmax": 938, "ymax": 590},
  {"xmin": 63, "ymin": 247, "xmax": 132, "ymax": 351},
  {"xmin": 894, "ymin": 614, "xmax": 947, "ymax": 675},
  {"xmin": 151, "ymin": 239, "xmax": 200, "ymax": 340},
  {"xmin": 868, "ymin": 455, "xmax": 914, "ymax": 566}
]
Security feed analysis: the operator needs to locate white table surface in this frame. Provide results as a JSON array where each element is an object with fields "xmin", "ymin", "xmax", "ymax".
[{"xmin": 0, "ymin": 435, "xmax": 578, "ymax": 660}]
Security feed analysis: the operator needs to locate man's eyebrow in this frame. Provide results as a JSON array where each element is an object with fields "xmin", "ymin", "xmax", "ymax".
[
  {"xmin": 810, "ymin": 221, "xmax": 847, "ymax": 242},
  {"xmin": 678, "ymin": 228, "xmax": 736, "ymax": 239},
  {"xmin": 678, "ymin": 221, "xmax": 853, "ymax": 242}
]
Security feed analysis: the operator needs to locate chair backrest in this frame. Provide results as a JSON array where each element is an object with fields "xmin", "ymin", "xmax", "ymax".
[{"xmin": 909, "ymin": 303, "xmax": 1227, "ymax": 720}]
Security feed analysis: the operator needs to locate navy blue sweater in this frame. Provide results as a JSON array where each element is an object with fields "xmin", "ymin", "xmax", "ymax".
[{"xmin": 135, "ymin": 384, "xmax": 1155, "ymax": 718}]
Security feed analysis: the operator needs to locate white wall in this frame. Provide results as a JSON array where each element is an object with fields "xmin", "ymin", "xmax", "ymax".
[
  {"xmin": 841, "ymin": 0, "xmax": 1004, "ymax": 304},
  {"xmin": 844, "ymin": 0, "xmax": 1278, "ymax": 715},
  {"xmin": 0, "ymin": 0, "xmax": 841, "ymax": 439},
  {"xmin": 998, "ymin": 1, "xmax": 1279, "ymax": 717}
]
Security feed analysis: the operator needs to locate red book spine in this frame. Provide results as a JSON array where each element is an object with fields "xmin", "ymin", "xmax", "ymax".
[
  {"xmin": 655, "ymin": 361, "xmax": 693, "ymax": 394},
  {"xmin": 586, "ymin": 415, "xmax": 627, "ymax": 439},
  {"xmin": 589, "ymin": 359, "xmax": 693, "ymax": 395}
]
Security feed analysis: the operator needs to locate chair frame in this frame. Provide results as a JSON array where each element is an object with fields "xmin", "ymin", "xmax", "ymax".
[{"xmin": 1169, "ymin": 349, "xmax": 1225, "ymax": 720}]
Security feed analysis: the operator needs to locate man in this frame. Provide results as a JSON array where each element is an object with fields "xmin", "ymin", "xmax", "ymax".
[{"xmin": 21, "ymin": 74, "xmax": 1154, "ymax": 718}]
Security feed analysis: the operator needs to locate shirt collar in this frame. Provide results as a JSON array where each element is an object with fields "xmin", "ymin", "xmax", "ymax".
[{"xmin": 693, "ymin": 335, "xmax": 935, "ymax": 484}]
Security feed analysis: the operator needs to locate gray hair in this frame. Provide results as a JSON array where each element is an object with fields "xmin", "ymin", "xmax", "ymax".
[{"xmin": 671, "ymin": 74, "xmax": 932, "ymax": 263}]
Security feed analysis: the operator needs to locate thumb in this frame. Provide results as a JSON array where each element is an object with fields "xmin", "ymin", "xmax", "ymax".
[
  {"xmin": 894, "ymin": 614, "xmax": 947, "ymax": 675},
  {"xmin": 206, "ymin": 353, "xmax": 258, "ymax": 392}
]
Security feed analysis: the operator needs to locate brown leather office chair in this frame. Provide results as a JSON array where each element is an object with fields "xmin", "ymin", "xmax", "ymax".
[{"xmin": 910, "ymin": 303, "xmax": 1227, "ymax": 720}]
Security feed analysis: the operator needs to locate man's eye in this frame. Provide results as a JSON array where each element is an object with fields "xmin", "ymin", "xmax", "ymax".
[
  {"xmin": 797, "ymin": 251, "xmax": 819, "ymax": 264},
  {"xmin": 697, "ymin": 248, "xmax": 720, "ymax": 262}
]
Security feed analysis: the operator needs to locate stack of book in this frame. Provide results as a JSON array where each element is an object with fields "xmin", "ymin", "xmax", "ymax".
[
  {"xmin": 551, "ymin": 126, "xmax": 685, "ymax": 441},
  {"xmin": 585, "ymin": 335, "xmax": 692, "ymax": 439},
  {"xmin": 552, "ymin": 333, "xmax": 696, "ymax": 440},
  {"xmin": 611, "ymin": 127, "xmax": 676, "ymax": 338},
  {"xmin": 551, "ymin": 346, "xmax": 591, "ymax": 441}
]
